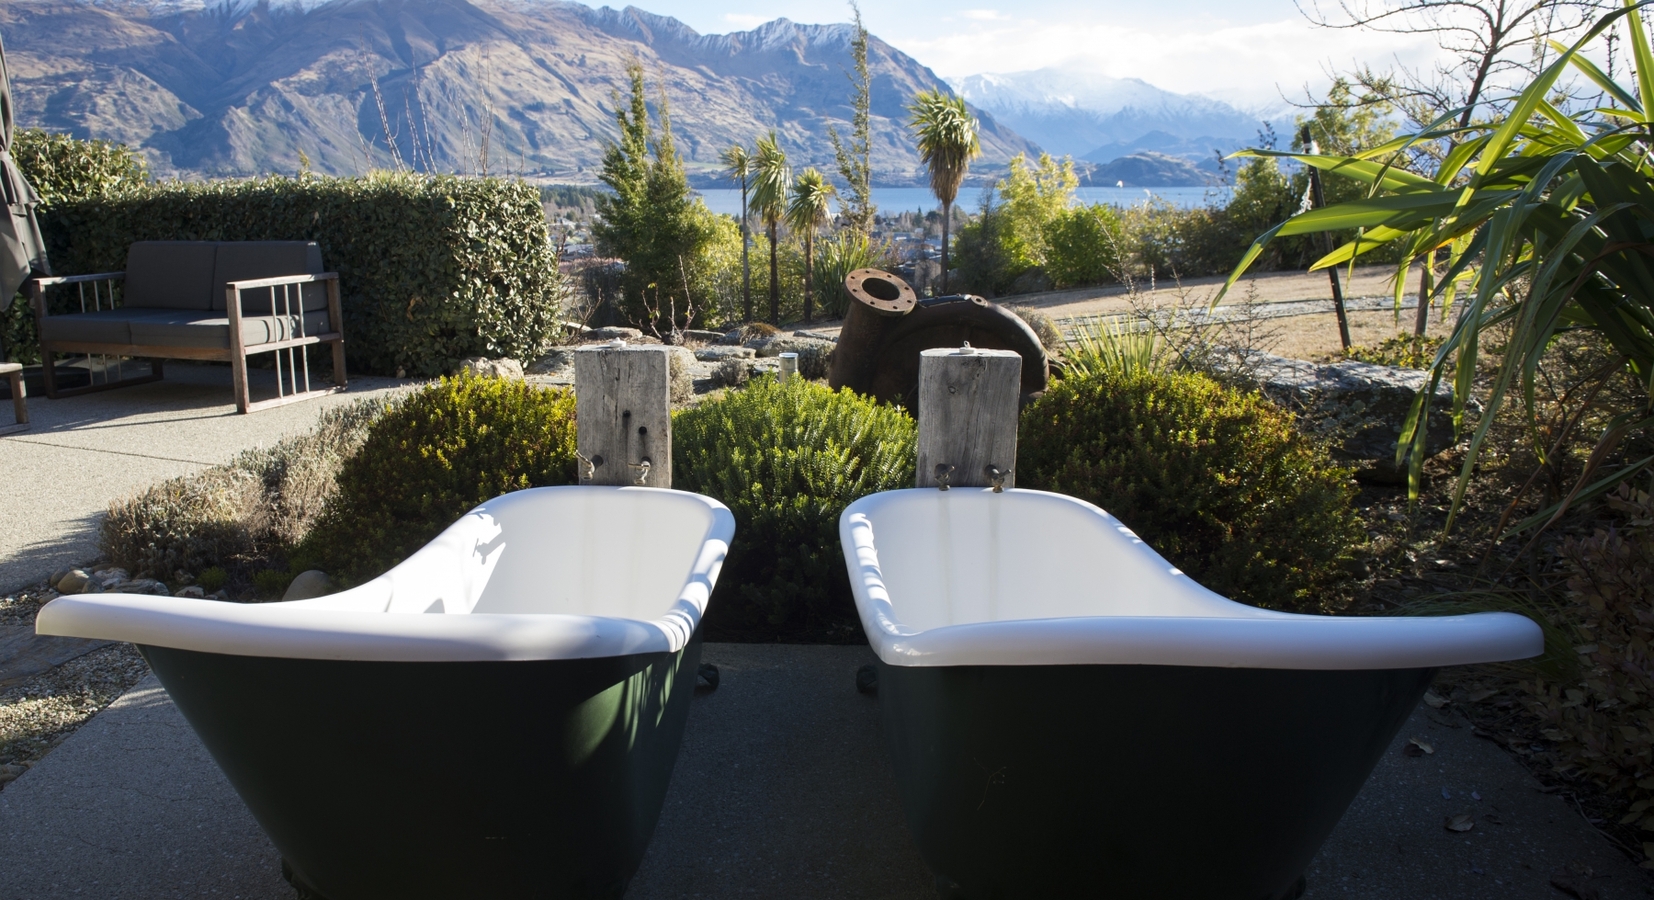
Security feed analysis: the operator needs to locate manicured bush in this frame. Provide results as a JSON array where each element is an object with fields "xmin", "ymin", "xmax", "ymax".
[
  {"xmin": 1019, "ymin": 368, "xmax": 1360, "ymax": 612},
  {"xmin": 37, "ymin": 172, "xmax": 564, "ymax": 376},
  {"xmin": 99, "ymin": 396, "xmax": 392, "ymax": 580},
  {"xmin": 299, "ymin": 375, "xmax": 577, "ymax": 585},
  {"xmin": 1042, "ymin": 203, "xmax": 1126, "ymax": 288},
  {"xmin": 12, "ymin": 129, "xmax": 150, "ymax": 206},
  {"xmin": 672, "ymin": 377, "xmax": 915, "ymax": 640},
  {"xmin": 101, "ymin": 468, "xmax": 264, "ymax": 579}
]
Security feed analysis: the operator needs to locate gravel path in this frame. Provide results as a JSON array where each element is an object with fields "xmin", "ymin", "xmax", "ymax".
[{"xmin": 0, "ymin": 584, "xmax": 149, "ymax": 790}]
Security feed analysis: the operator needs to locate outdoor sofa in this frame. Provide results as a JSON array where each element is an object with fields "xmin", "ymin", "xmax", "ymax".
[{"xmin": 27, "ymin": 241, "xmax": 347, "ymax": 414}]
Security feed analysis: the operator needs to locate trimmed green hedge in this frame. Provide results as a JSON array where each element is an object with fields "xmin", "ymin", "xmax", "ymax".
[
  {"xmin": 32, "ymin": 173, "xmax": 563, "ymax": 376},
  {"xmin": 672, "ymin": 377, "xmax": 916, "ymax": 641}
]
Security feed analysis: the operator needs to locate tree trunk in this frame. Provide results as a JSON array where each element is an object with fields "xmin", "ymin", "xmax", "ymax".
[
  {"xmin": 803, "ymin": 231, "xmax": 814, "ymax": 323},
  {"xmin": 741, "ymin": 178, "xmax": 752, "ymax": 323},
  {"xmin": 940, "ymin": 199, "xmax": 952, "ymax": 294},
  {"xmin": 768, "ymin": 220, "xmax": 780, "ymax": 325},
  {"xmin": 1413, "ymin": 255, "xmax": 1433, "ymax": 337}
]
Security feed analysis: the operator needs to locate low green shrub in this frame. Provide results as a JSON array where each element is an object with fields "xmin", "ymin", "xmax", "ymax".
[
  {"xmin": 1343, "ymin": 333, "xmax": 1447, "ymax": 369},
  {"xmin": 1042, "ymin": 203, "xmax": 1126, "ymax": 288},
  {"xmin": 101, "ymin": 468, "xmax": 264, "ymax": 579},
  {"xmin": 197, "ymin": 567, "xmax": 228, "ymax": 593},
  {"xmin": 37, "ymin": 172, "xmax": 565, "ymax": 376},
  {"xmin": 299, "ymin": 374, "xmax": 578, "ymax": 585},
  {"xmin": 98, "ymin": 396, "xmax": 393, "ymax": 580},
  {"xmin": 672, "ymin": 377, "xmax": 915, "ymax": 640},
  {"xmin": 1019, "ymin": 368, "xmax": 1361, "ymax": 612}
]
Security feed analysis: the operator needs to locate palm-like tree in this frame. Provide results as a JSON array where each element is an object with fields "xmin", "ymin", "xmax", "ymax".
[
  {"xmin": 720, "ymin": 143, "xmax": 754, "ymax": 322},
  {"xmin": 907, "ymin": 90, "xmax": 980, "ymax": 294},
  {"xmin": 751, "ymin": 131, "xmax": 791, "ymax": 324},
  {"xmin": 786, "ymin": 168, "xmax": 837, "ymax": 323}
]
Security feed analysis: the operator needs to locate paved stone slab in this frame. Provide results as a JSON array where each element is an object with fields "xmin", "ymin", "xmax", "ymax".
[
  {"xmin": 0, "ymin": 626, "xmax": 110, "ymax": 690},
  {"xmin": 0, "ymin": 646, "xmax": 1645, "ymax": 899}
]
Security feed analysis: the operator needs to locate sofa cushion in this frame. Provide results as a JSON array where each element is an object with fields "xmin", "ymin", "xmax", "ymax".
[
  {"xmin": 210, "ymin": 242, "xmax": 327, "ymax": 313},
  {"xmin": 124, "ymin": 242, "xmax": 218, "ymax": 311},
  {"xmin": 37, "ymin": 308, "xmax": 190, "ymax": 346},
  {"xmin": 127, "ymin": 310, "xmax": 335, "ymax": 350}
]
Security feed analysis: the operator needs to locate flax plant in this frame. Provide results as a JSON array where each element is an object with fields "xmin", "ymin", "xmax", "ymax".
[{"xmin": 1217, "ymin": 0, "xmax": 1654, "ymax": 535}]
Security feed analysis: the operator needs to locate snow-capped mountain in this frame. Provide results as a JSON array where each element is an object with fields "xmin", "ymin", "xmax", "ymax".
[
  {"xmin": 949, "ymin": 68, "xmax": 1266, "ymax": 163},
  {"xmin": 0, "ymin": 0, "xmax": 1037, "ymax": 180}
]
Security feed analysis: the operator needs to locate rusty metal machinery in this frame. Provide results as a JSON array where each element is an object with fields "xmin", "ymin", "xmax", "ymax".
[{"xmin": 828, "ymin": 268, "xmax": 1048, "ymax": 408}]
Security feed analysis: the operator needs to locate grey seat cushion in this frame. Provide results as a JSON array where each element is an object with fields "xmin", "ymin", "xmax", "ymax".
[
  {"xmin": 38, "ymin": 308, "xmax": 189, "ymax": 345},
  {"xmin": 124, "ymin": 243, "xmax": 218, "ymax": 311},
  {"xmin": 210, "ymin": 242, "xmax": 327, "ymax": 313},
  {"xmin": 128, "ymin": 310, "xmax": 335, "ymax": 350}
]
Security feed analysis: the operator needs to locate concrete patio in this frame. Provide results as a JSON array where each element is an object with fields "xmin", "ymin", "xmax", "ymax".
[
  {"xmin": 0, "ymin": 361, "xmax": 407, "ymax": 594},
  {"xmin": 0, "ymin": 644, "xmax": 1643, "ymax": 899}
]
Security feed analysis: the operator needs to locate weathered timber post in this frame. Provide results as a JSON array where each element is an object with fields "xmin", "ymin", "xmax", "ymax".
[
  {"xmin": 915, "ymin": 344, "xmax": 1020, "ymax": 490},
  {"xmin": 574, "ymin": 340, "xmax": 672, "ymax": 488}
]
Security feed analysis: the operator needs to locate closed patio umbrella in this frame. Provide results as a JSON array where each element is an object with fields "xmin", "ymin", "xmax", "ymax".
[{"xmin": 0, "ymin": 27, "xmax": 47, "ymax": 323}]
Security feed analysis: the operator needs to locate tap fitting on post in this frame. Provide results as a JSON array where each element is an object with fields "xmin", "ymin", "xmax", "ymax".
[
  {"xmin": 984, "ymin": 464, "xmax": 1009, "ymax": 493},
  {"xmin": 575, "ymin": 450, "xmax": 600, "ymax": 482},
  {"xmin": 630, "ymin": 458, "xmax": 652, "ymax": 486},
  {"xmin": 934, "ymin": 463, "xmax": 955, "ymax": 491}
]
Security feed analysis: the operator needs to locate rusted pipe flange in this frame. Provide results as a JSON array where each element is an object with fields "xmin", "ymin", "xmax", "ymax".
[{"xmin": 844, "ymin": 268, "xmax": 918, "ymax": 317}]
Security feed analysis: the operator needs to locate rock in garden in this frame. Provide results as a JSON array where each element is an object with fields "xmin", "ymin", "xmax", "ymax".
[
  {"xmin": 53, "ymin": 569, "xmax": 91, "ymax": 594},
  {"xmin": 283, "ymin": 570, "xmax": 334, "ymax": 601},
  {"xmin": 694, "ymin": 346, "xmax": 756, "ymax": 362},
  {"xmin": 527, "ymin": 348, "xmax": 575, "ymax": 375},
  {"xmin": 1231, "ymin": 351, "xmax": 1472, "ymax": 483},
  {"xmin": 682, "ymin": 329, "xmax": 726, "ymax": 343},
  {"xmin": 666, "ymin": 346, "xmax": 696, "ymax": 404},
  {"xmin": 110, "ymin": 579, "xmax": 172, "ymax": 596},
  {"xmin": 174, "ymin": 585, "xmax": 206, "ymax": 599},
  {"xmin": 460, "ymin": 357, "xmax": 525, "ymax": 380},
  {"xmin": 91, "ymin": 567, "xmax": 129, "ymax": 589},
  {"xmin": 746, "ymin": 335, "xmax": 836, "ymax": 358},
  {"xmin": 587, "ymin": 326, "xmax": 643, "ymax": 342}
]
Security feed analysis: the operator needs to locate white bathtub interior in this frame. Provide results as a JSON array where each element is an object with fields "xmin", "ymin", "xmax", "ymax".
[
  {"xmin": 37, "ymin": 486, "xmax": 735, "ymax": 662},
  {"xmin": 840, "ymin": 488, "xmax": 1544, "ymax": 669}
]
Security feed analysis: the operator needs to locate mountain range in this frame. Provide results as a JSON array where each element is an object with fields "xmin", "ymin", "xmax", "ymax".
[
  {"xmin": 0, "ymin": 0, "xmax": 1039, "ymax": 182},
  {"xmin": 948, "ymin": 68, "xmax": 1272, "ymax": 179}
]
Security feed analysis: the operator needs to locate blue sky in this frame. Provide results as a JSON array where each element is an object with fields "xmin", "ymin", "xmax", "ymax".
[{"xmin": 621, "ymin": 0, "xmax": 1446, "ymax": 108}]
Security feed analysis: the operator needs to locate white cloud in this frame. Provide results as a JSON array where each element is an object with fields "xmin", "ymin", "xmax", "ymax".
[
  {"xmin": 899, "ymin": 16, "xmax": 1446, "ymax": 109},
  {"xmin": 959, "ymin": 9, "xmax": 1006, "ymax": 20}
]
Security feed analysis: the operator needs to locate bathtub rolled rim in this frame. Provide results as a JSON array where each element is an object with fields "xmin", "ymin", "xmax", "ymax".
[
  {"xmin": 36, "ymin": 486, "xmax": 736, "ymax": 663},
  {"xmin": 839, "ymin": 488, "xmax": 1546, "ymax": 670}
]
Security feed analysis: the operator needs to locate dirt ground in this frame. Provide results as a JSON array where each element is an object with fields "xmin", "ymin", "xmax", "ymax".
[{"xmin": 1007, "ymin": 263, "xmax": 1421, "ymax": 320}]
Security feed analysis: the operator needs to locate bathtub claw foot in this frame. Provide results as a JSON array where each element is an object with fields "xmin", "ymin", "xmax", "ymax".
[
  {"xmin": 697, "ymin": 663, "xmax": 720, "ymax": 692},
  {"xmin": 280, "ymin": 859, "xmax": 331, "ymax": 900},
  {"xmin": 933, "ymin": 875, "xmax": 966, "ymax": 899},
  {"xmin": 856, "ymin": 663, "xmax": 879, "ymax": 695}
]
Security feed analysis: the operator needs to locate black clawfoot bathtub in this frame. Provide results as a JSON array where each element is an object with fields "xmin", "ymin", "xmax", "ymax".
[
  {"xmin": 39, "ymin": 486, "xmax": 735, "ymax": 900},
  {"xmin": 840, "ymin": 487, "xmax": 1542, "ymax": 900}
]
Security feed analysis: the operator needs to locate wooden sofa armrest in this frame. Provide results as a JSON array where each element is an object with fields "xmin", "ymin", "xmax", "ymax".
[
  {"xmin": 226, "ymin": 272, "xmax": 337, "ymax": 292},
  {"xmin": 31, "ymin": 272, "xmax": 126, "ymax": 288},
  {"xmin": 29, "ymin": 272, "xmax": 127, "ymax": 320}
]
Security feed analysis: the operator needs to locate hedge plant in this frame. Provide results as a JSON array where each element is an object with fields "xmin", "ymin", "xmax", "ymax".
[
  {"xmin": 33, "ymin": 172, "xmax": 564, "ymax": 376},
  {"xmin": 672, "ymin": 377, "xmax": 915, "ymax": 641},
  {"xmin": 299, "ymin": 375, "xmax": 577, "ymax": 585},
  {"xmin": 1019, "ymin": 368, "xmax": 1360, "ymax": 612}
]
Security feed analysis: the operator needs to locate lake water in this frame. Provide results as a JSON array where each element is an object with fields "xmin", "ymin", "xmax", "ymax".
[{"xmin": 694, "ymin": 185, "xmax": 1231, "ymax": 218}]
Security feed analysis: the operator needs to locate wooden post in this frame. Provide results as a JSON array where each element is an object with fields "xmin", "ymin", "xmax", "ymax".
[
  {"xmin": 915, "ymin": 345, "xmax": 1020, "ymax": 490},
  {"xmin": 574, "ymin": 341, "xmax": 672, "ymax": 488}
]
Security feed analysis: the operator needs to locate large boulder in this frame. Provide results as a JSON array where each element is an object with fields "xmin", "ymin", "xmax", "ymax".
[{"xmin": 1235, "ymin": 351, "xmax": 1472, "ymax": 484}]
